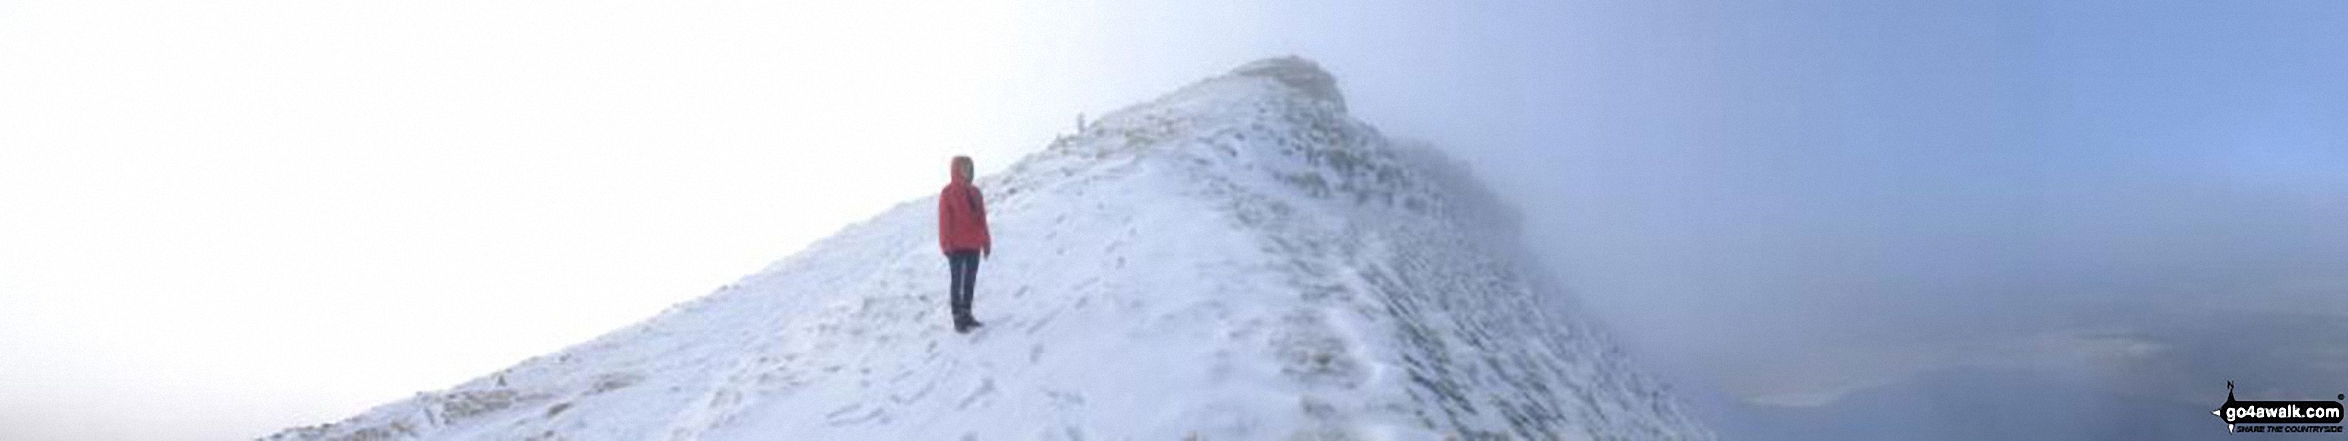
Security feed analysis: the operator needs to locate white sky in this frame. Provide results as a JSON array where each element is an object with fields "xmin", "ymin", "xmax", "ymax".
[{"xmin": 0, "ymin": 1, "xmax": 1352, "ymax": 439}]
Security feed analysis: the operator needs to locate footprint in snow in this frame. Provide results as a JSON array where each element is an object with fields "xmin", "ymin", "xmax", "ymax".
[{"xmin": 957, "ymin": 378, "xmax": 996, "ymax": 410}]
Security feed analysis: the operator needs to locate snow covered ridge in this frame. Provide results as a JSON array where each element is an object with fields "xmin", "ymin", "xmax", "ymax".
[{"xmin": 266, "ymin": 56, "xmax": 1711, "ymax": 440}]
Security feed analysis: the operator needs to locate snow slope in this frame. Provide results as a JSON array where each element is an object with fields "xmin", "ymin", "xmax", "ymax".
[{"xmin": 266, "ymin": 57, "xmax": 1710, "ymax": 441}]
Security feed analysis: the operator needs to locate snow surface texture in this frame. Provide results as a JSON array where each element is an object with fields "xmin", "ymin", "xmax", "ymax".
[{"xmin": 267, "ymin": 57, "xmax": 1711, "ymax": 441}]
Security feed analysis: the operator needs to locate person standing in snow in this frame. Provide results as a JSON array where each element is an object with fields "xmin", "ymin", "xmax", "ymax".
[{"xmin": 938, "ymin": 156, "xmax": 991, "ymax": 333}]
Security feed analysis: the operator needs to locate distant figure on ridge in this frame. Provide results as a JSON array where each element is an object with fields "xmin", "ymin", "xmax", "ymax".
[{"xmin": 938, "ymin": 156, "xmax": 992, "ymax": 333}]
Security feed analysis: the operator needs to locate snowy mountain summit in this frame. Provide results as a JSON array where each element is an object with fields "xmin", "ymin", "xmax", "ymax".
[{"xmin": 269, "ymin": 57, "xmax": 1710, "ymax": 440}]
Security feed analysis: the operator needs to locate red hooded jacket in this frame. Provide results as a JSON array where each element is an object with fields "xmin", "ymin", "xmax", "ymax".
[{"xmin": 938, "ymin": 156, "xmax": 991, "ymax": 254}]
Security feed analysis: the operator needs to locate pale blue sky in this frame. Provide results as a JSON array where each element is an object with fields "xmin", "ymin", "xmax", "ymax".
[{"xmin": 2, "ymin": 0, "xmax": 2342, "ymax": 439}]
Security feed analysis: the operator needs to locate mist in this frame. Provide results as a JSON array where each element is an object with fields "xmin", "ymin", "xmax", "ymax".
[
  {"xmin": 1272, "ymin": 0, "xmax": 2346, "ymax": 438},
  {"xmin": 3, "ymin": 0, "xmax": 2341, "ymax": 438}
]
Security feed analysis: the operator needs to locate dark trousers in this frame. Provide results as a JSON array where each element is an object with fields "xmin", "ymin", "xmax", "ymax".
[{"xmin": 947, "ymin": 251, "xmax": 980, "ymax": 321}]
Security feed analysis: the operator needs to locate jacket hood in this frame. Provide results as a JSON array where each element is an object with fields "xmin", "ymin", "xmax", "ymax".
[{"xmin": 950, "ymin": 156, "xmax": 973, "ymax": 184}]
